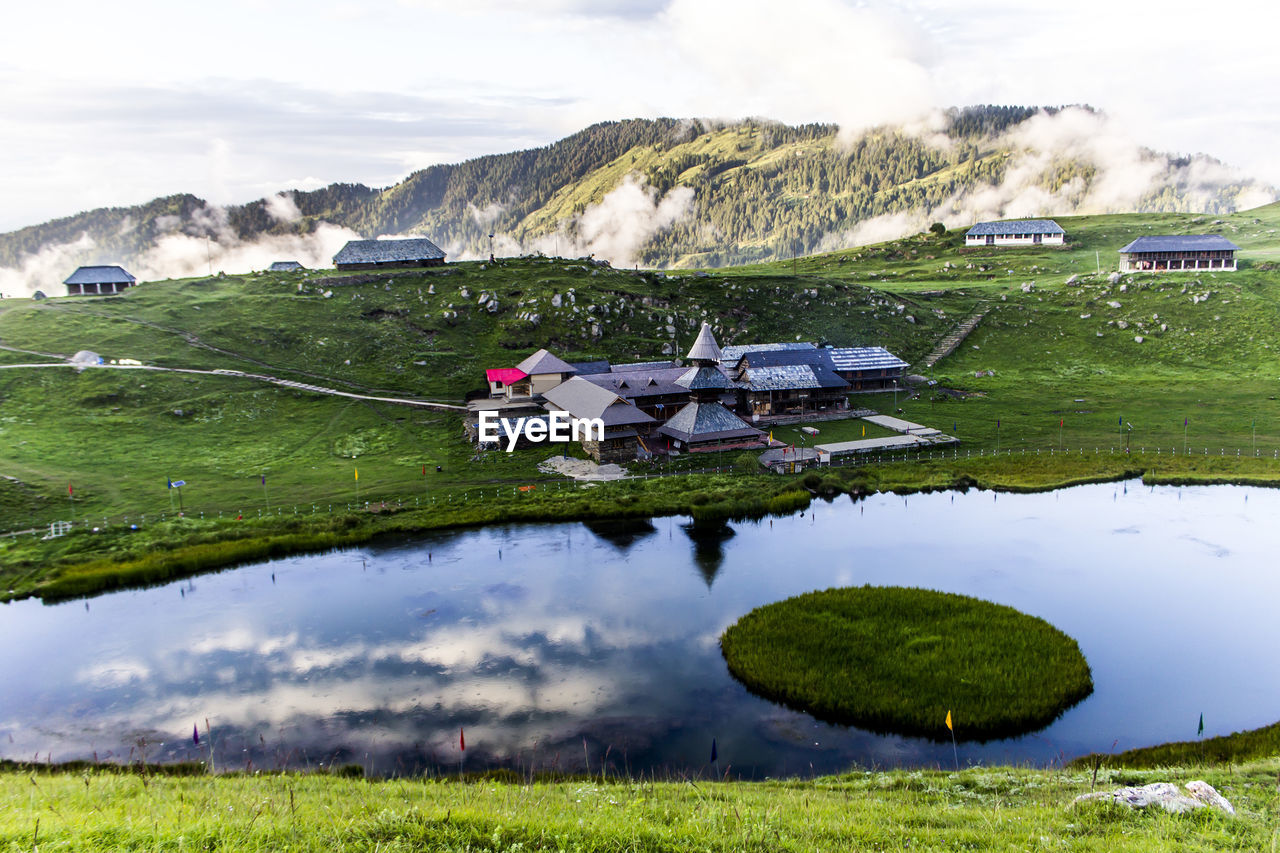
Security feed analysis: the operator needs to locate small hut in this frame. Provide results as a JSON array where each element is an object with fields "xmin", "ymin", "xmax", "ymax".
[
  {"xmin": 332, "ymin": 238, "xmax": 446, "ymax": 270},
  {"xmin": 64, "ymin": 266, "xmax": 136, "ymax": 296}
]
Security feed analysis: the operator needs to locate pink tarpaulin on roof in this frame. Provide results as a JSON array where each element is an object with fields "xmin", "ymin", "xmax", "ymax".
[{"xmin": 486, "ymin": 368, "xmax": 527, "ymax": 383}]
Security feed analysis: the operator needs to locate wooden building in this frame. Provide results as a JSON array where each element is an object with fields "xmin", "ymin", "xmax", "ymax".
[
  {"xmin": 1118, "ymin": 235, "xmax": 1239, "ymax": 272},
  {"xmin": 729, "ymin": 349, "xmax": 849, "ymax": 417},
  {"xmin": 64, "ymin": 265, "xmax": 136, "ymax": 296},
  {"xmin": 658, "ymin": 324, "xmax": 764, "ymax": 451},
  {"xmin": 581, "ymin": 362, "xmax": 689, "ymax": 424},
  {"xmin": 332, "ymin": 238, "xmax": 445, "ymax": 270},
  {"xmin": 827, "ymin": 347, "xmax": 909, "ymax": 391},
  {"xmin": 541, "ymin": 377, "xmax": 655, "ymax": 463},
  {"xmin": 965, "ymin": 219, "xmax": 1065, "ymax": 247}
]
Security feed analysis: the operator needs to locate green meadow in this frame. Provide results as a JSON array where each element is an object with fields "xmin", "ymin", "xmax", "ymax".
[
  {"xmin": 1, "ymin": 761, "xmax": 1277, "ymax": 851},
  {"xmin": 3, "ymin": 202, "xmax": 1280, "ymax": 594}
]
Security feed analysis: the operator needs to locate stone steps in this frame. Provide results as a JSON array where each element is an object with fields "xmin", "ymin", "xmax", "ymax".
[{"xmin": 923, "ymin": 304, "xmax": 989, "ymax": 368}]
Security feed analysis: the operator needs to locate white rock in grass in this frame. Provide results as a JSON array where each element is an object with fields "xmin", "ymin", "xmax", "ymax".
[
  {"xmin": 1073, "ymin": 781, "xmax": 1234, "ymax": 816},
  {"xmin": 1185, "ymin": 780, "xmax": 1235, "ymax": 815},
  {"xmin": 1134, "ymin": 336, "xmax": 1144, "ymax": 343}
]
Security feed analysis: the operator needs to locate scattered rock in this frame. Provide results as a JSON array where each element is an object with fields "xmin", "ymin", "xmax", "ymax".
[
  {"xmin": 1108, "ymin": 272, "xmax": 1122, "ymax": 284},
  {"xmin": 1073, "ymin": 781, "xmax": 1234, "ymax": 816},
  {"xmin": 1119, "ymin": 284, "xmax": 1128, "ymax": 292},
  {"xmin": 1065, "ymin": 274, "xmax": 1078, "ymax": 285},
  {"xmin": 1107, "ymin": 301, "xmax": 1122, "ymax": 309},
  {"xmin": 1134, "ymin": 335, "xmax": 1144, "ymax": 343}
]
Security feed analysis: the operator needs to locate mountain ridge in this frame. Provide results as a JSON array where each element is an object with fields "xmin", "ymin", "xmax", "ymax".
[{"xmin": 0, "ymin": 107, "xmax": 1272, "ymax": 295}]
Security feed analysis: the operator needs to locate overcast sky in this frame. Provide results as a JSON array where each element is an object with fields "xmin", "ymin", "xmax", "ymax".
[{"xmin": 2, "ymin": 0, "xmax": 1278, "ymax": 232}]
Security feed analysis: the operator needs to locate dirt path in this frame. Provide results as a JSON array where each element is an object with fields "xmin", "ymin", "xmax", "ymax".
[{"xmin": 0, "ymin": 362, "xmax": 465, "ymax": 412}]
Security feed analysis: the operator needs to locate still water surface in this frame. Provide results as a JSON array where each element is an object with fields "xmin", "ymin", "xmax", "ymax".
[{"xmin": 1, "ymin": 480, "xmax": 1278, "ymax": 777}]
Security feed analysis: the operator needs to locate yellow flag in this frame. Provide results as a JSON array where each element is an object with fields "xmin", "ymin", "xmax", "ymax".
[
  {"xmin": 945, "ymin": 709, "xmax": 953, "ymax": 732},
  {"xmin": 862, "ymin": 425, "xmax": 866, "ymax": 437},
  {"xmin": 354, "ymin": 467, "xmax": 359, "ymax": 481},
  {"xmin": 769, "ymin": 430, "xmax": 773, "ymax": 443}
]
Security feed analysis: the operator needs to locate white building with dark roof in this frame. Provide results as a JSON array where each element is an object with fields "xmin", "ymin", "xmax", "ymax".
[
  {"xmin": 1118, "ymin": 235, "xmax": 1239, "ymax": 272},
  {"xmin": 332, "ymin": 238, "xmax": 446, "ymax": 270},
  {"xmin": 965, "ymin": 219, "xmax": 1065, "ymax": 247},
  {"xmin": 64, "ymin": 265, "xmax": 136, "ymax": 296}
]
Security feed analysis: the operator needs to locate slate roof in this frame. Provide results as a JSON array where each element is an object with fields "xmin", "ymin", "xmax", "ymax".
[
  {"xmin": 719, "ymin": 342, "xmax": 816, "ymax": 362},
  {"xmin": 541, "ymin": 378, "xmax": 655, "ymax": 427},
  {"xmin": 515, "ymin": 349, "xmax": 577, "ymax": 376},
  {"xmin": 966, "ymin": 219, "xmax": 1064, "ymax": 237},
  {"xmin": 677, "ymin": 365, "xmax": 733, "ymax": 391},
  {"xmin": 827, "ymin": 347, "xmax": 909, "ymax": 372},
  {"xmin": 733, "ymin": 348, "xmax": 833, "ymax": 370},
  {"xmin": 658, "ymin": 402, "xmax": 762, "ymax": 443},
  {"xmin": 583, "ymin": 367, "xmax": 689, "ymax": 399},
  {"xmin": 742, "ymin": 364, "xmax": 848, "ymax": 392},
  {"xmin": 685, "ymin": 323, "xmax": 722, "ymax": 363},
  {"xmin": 568, "ymin": 360, "xmax": 611, "ymax": 376},
  {"xmin": 268, "ymin": 261, "xmax": 304, "ymax": 271},
  {"xmin": 64, "ymin": 265, "xmax": 135, "ymax": 285},
  {"xmin": 612, "ymin": 360, "xmax": 677, "ymax": 372},
  {"xmin": 1119, "ymin": 235, "xmax": 1240, "ymax": 253},
  {"xmin": 332, "ymin": 238, "xmax": 446, "ymax": 265}
]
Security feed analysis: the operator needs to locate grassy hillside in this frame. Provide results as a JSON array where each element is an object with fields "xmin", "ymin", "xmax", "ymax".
[
  {"xmin": 1, "ymin": 762, "xmax": 1277, "ymax": 851},
  {"xmin": 2, "ymin": 202, "xmax": 1280, "ymax": 596}
]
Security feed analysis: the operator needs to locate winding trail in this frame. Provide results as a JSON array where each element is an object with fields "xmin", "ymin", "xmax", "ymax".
[{"xmin": 0, "ymin": 362, "xmax": 465, "ymax": 411}]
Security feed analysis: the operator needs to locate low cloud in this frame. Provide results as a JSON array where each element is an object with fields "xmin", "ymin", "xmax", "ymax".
[
  {"xmin": 133, "ymin": 211, "xmax": 360, "ymax": 281},
  {"xmin": 0, "ymin": 204, "xmax": 361, "ymax": 297},
  {"xmin": 0, "ymin": 233, "xmax": 96, "ymax": 299},
  {"xmin": 818, "ymin": 107, "xmax": 1276, "ymax": 251},
  {"xmin": 470, "ymin": 174, "xmax": 694, "ymax": 268},
  {"xmin": 264, "ymin": 192, "xmax": 302, "ymax": 224}
]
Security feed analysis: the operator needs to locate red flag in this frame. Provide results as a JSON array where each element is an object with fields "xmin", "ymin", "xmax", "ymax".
[
  {"xmin": 1060, "ymin": 418, "xmax": 1064, "ymax": 427},
  {"xmin": 459, "ymin": 727, "xmax": 465, "ymax": 751},
  {"xmin": 68, "ymin": 483, "xmax": 73, "ymax": 496},
  {"xmin": 422, "ymin": 465, "xmax": 426, "ymax": 475}
]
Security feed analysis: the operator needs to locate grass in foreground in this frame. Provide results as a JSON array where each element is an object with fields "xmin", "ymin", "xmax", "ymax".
[
  {"xmin": 720, "ymin": 587, "xmax": 1093, "ymax": 741},
  {"xmin": 1, "ymin": 762, "xmax": 1277, "ymax": 851}
]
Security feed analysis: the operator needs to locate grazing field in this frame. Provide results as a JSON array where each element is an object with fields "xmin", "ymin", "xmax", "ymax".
[
  {"xmin": 3, "ymin": 202, "xmax": 1280, "ymax": 593},
  {"xmin": 0, "ymin": 762, "xmax": 1276, "ymax": 851},
  {"xmin": 720, "ymin": 587, "xmax": 1093, "ymax": 741}
]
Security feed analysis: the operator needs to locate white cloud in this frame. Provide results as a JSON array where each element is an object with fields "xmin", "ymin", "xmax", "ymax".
[
  {"xmin": 2, "ymin": 0, "xmax": 1279, "ymax": 238},
  {"xmin": 264, "ymin": 192, "xmax": 302, "ymax": 224},
  {"xmin": 0, "ymin": 233, "xmax": 95, "ymax": 299}
]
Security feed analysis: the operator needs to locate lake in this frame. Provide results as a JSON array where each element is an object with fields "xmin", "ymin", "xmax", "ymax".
[{"xmin": 1, "ymin": 480, "xmax": 1277, "ymax": 778}]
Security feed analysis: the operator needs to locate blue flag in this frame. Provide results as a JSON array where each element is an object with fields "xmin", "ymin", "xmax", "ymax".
[
  {"xmin": 261, "ymin": 474, "xmax": 266, "ymax": 486},
  {"xmin": 193, "ymin": 724, "xmax": 200, "ymax": 745},
  {"xmin": 1184, "ymin": 417, "xmax": 1188, "ymax": 427},
  {"xmin": 1198, "ymin": 713, "xmax": 1204, "ymax": 737},
  {"xmin": 710, "ymin": 737, "xmax": 717, "ymax": 763},
  {"xmin": 167, "ymin": 478, "xmax": 173, "ymax": 489}
]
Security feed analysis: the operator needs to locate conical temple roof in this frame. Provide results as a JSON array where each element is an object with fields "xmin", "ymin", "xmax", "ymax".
[
  {"xmin": 685, "ymin": 322, "xmax": 721, "ymax": 363},
  {"xmin": 676, "ymin": 365, "xmax": 731, "ymax": 391}
]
